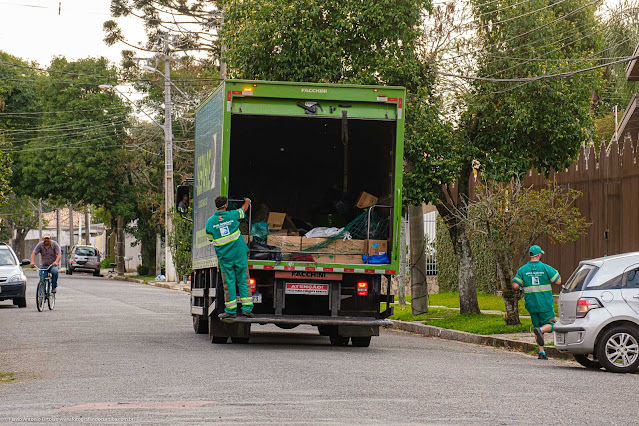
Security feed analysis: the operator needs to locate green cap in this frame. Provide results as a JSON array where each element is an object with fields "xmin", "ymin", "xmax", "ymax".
[{"xmin": 529, "ymin": 245, "xmax": 545, "ymax": 256}]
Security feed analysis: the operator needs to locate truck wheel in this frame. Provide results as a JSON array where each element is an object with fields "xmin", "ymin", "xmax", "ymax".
[
  {"xmin": 231, "ymin": 337, "xmax": 249, "ymax": 344},
  {"xmin": 193, "ymin": 315, "xmax": 208, "ymax": 334},
  {"xmin": 596, "ymin": 326, "xmax": 639, "ymax": 373},
  {"xmin": 318, "ymin": 325, "xmax": 335, "ymax": 336},
  {"xmin": 211, "ymin": 335, "xmax": 228, "ymax": 344},
  {"xmin": 329, "ymin": 335, "xmax": 350, "ymax": 346},
  {"xmin": 351, "ymin": 336, "xmax": 372, "ymax": 347},
  {"xmin": 573, "ymin": 354, "xmax": 601, "ymax": 369}
]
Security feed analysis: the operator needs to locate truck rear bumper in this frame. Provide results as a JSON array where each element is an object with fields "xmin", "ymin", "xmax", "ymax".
[{"xmin": 221, "ymin": 314, "xmax": 392, "ymax": 327}]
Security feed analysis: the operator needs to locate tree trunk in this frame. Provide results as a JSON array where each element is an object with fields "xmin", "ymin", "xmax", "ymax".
[
  {"xmin": 155, "ymin": 232, "xmax": 162, "ymax": 277},
  {"xmin": 398, "ymin": 212, "xmax": 407, "ymax": 305},
  {"xmin": 56, "ymin": 209, "xmax": 61, "ymax": 244},
  {"xmin": 494, "ymin": 252, "xmax": 521, "ymax": 325},
  {"xmin": 14, "ymin": 228, "xmax": 28, "ymax": 260},
  {"xmin": 85, "ymin": 209, "xmax": 90, "ymax": 245},
  {"xmin": 408, "ymin": 205, "xmax": 428, "ymax": 315},
  {"xmin": 116, "ymin": 216, "xmax": 125, "ymax": 275}
]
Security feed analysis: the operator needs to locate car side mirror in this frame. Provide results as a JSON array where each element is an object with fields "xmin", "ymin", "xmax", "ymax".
[{"xmin": 21, "ymin": 259, "xmax": 30, "ymax": 266}]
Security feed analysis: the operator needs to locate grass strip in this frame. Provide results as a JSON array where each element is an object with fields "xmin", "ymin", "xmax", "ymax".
[{"xmin": 0, "ymin": 372, "xmax": 17, "ymax": 384}]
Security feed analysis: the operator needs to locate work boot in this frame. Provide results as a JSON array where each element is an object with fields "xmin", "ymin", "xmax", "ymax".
[
  {"xmin": 538, "ymin": 352, "xmax": 548, "ymax": 360},
  {"xmin": 240, "ymin": 311, "xmax": 255, "ymax": 318},
  {"xmin": 218, "ymin": 312, "xmax": 236, "ymax": 320},
  {"xmin": 534, "ymin": 327, "xmax": 545, "ymax": 347}
]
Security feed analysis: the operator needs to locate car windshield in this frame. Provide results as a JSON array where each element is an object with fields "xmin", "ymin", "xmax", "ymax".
[
  {"xmin": 563, "ymin": 264, "xmax": 599, "ymax": 292},
  {"xmin": 76, "ymin": 247, "xmax": 97, "ymax": 256},
  {"xmin": 0, "ymin": 249, "xmax": 17, "ymax": 266}
]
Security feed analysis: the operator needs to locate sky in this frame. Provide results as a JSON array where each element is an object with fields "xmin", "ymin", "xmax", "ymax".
[{"xmin": 1, "ymin": 0, "xmax": 147, "ymax": 67}]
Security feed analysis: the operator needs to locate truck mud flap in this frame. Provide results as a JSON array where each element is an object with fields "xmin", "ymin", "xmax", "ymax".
[{"xmin": 220, "ymin": 314, "xmax": 392, "ymax": 327}]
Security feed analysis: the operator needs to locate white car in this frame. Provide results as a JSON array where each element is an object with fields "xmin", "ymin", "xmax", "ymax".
[
  {"xmin": 554, "ymin": 251, "xmax": 639, "ymax": 373},
  {"xmin": 0, "ymin": 243, "xmax": 30, "ymax": 308}
]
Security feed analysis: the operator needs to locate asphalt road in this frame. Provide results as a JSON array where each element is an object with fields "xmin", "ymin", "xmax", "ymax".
[{"xmin": 0, "ymin": 271, "xmax": 638, "ymax": 425}]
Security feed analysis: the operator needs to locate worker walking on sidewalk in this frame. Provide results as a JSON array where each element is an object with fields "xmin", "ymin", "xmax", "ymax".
[
  {"xmin": 206, "ymin": 196, "xmax": 254, "ymax": 319},
  {"xmin": 512, "ymin": 245, "xmax": 561, "ymax": 360}
]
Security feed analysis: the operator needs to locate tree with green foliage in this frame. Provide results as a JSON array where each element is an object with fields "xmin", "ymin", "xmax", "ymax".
[
  {"xmin": 0, "ymin": 195, "xmax": 40, "ymax": 258},
  {"xmin": 464, "ymin": 180, "xmax": 589, "ymax": 324},
  {"xmin": 168, "ymin": 210, "xmax": 193, "ymax": 280},
  {"xmin": 414, "ymin": 0, "xmax": 603, "ymax": 313}
]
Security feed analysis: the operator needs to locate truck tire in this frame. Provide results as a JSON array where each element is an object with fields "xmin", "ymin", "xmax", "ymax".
[
  {"xmin": 212, "ymin": 335, "xmax": 228, "ymax": 344},
  {"xmin": 318, "ymin": 325, "xmax": 336, "ymax": 336},
  {"xmin": 351, "ymin": 336, "xmax": 372, "ymax": 347},
  {"xmin": 231, "ymin": 337, "xmax": 249, "ymax": 344},
  {"xmin": 329, "ymin": 335, "xmax": 350, "ymax": 346},
  {"xmin": 275, "ymin": 324, "xmax": 298, "ymax": 330},
  {"xmin": 193, "ymin": 315, "xmax": 208, "ymax": 334}
]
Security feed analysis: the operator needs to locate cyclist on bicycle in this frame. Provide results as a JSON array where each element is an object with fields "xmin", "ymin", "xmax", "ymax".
[{"xmin": 30, "ymin": 233, "xmax": 61, "ymax": 293}]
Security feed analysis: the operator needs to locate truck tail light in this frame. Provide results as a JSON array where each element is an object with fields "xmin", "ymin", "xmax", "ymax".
[
  {"xmin": 357, "ymin": 281, "xmax": 368, "ymax": 296},
  {"xmin": 249, "ymin": 278, "xmax": 256, "ymax": 293},
  {"xmin": 576, "ymin": 297, "xmax": 602, "ymax": 318}
]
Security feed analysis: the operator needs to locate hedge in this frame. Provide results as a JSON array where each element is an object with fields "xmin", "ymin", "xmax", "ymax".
[{"xmin": 435, "ymin": 216, "xmax": 498, "ymax": 294}]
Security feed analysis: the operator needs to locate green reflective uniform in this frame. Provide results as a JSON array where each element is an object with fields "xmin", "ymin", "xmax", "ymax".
[
  {"xmin": 205, "ymin": 208, "xmax": 252, "ymax": 314},
  {"xmin": 513, "ymin": 260, "xmax": 560, "ymax": 327}
]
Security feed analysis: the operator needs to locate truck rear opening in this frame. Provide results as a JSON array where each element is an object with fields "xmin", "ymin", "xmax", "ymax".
[{"xmin": 229, "ymin": 113, "xmax": 396, "ymax": 264}]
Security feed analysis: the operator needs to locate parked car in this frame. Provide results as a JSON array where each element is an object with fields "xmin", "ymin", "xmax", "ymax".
[
  {"xmin": 554, "ymin": 251, "xmax": 639, "ymax": 373},
  {"xmin": 0, "ymin": 242, "xmax": 30, "ymax": 308},
  {"xmin": 66, "ymin": 245, "xmax": 101, "ymax": 276}
]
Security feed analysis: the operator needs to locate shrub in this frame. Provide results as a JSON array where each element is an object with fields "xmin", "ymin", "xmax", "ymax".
[
  {"xmin": 100, "ymin": 257, "xmax": 114, "ymax": 268},
  {"xmin": 137, "ymin": 264, "xmax": 150, "ymax": 276}
]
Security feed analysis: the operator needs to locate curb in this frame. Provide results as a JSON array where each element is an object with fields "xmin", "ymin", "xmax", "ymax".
[
  {"xmin": 107, "ymin": 275, "xmax": 190, "ymax": 293},
  {"xmin": 391, "ymin": 320, "xmax": 572, "ymax": 360}
]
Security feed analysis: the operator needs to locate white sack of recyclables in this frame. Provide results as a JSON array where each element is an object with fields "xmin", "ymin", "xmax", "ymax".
[{"xmin": 304, "ymin": 227, "xmax": 352, "ymax": 240}]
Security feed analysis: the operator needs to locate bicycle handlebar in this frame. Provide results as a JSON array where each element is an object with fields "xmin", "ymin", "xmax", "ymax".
[{"xmin": 37, "ymin": 265, "xmax": 53, "ymax": 271}]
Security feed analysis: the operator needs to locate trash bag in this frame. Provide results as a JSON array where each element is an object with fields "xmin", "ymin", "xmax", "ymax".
[
  {"xmin": 249, "ymin": 240, "xmax": 282, "ymax": 262},
  {"xmin": 250, "ymin": 221, "xmax": 269, "ymax": 244},
  {"xmin": 362, "ymin": 253, "xmax": 390, "ymax": 264}
]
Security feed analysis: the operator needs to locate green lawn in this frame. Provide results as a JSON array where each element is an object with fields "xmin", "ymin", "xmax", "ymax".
[
  {"xmin": 389, "ymin": 304, "xmax": 533, "ymax": 335},
  {"xmin": 130, "ymin": 275, "xmax": 157, "ymax": 282},
  {"xmin": 424, "ymin": 292, "xmax": 558, "ymax": 315}
]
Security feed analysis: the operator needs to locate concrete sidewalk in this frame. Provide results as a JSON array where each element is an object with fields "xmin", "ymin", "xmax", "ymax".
[{"xmin": 107, "ymin": 273, "xmax": 190, "ymax": 293}]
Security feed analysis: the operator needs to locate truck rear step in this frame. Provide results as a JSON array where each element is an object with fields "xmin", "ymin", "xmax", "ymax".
[{"xmin": 220, "ymin": 314, "xmax": 392, "ymax": 327}]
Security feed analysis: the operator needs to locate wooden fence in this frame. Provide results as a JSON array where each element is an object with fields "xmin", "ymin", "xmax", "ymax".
[{"xmin": 523, "ymin": 135, "xmax": 639, "ymax": 282}]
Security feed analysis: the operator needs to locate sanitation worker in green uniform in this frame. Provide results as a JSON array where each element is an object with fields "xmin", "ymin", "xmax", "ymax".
[
  {"xmin": 206, "ymin": 196, "xmax": 253, "ymax": 319},
  {"xmin": 512, "ymin": 245, "xmax": 561, "ymax": 360}
]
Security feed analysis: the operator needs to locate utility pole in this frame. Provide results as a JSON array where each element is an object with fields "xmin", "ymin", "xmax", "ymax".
[
  {"xmin": 38, "ymin": 199, "xmax": 42, "ymax": 240},
  {"xmin": 162, "ymin": 35, "xmax": 176, "ymax": 282},
  {"xmin": 68, "ymin": 203, "xmax": 74, "ymax": 248},
  {"xmin": 56, "ymin": 209, "xmax": 61, "ymax": 244},
  {"xmin": 85, "ymin": 208, "xmax": 90, "ymax": 245}
]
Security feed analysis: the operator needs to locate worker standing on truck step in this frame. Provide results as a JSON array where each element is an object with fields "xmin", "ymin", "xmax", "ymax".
[{"xmin": 206, "ymin": 196, "xmax": 254, "ymax": 319}]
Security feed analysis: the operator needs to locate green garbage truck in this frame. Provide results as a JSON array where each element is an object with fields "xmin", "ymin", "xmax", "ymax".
[{"xmin": 184, "ymin": 80, "xmax": 405, "ymax": 347}]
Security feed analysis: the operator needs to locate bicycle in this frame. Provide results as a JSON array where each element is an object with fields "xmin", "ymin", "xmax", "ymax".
[{"xmin": 36, "ymin": 265, "xmax": 55, "ymax": 312}]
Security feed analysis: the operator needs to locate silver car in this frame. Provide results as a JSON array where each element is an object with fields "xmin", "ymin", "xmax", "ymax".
[
  {"xmin": 67, "ymin": 245, "xmax": 101, "ymax": 276},
  {"xmin": 555, "ymin": 251, "xmax": 639, "ymax": 373}
]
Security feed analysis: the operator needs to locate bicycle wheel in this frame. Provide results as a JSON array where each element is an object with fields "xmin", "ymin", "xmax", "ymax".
[
  {"xmin": 36, "ymin": 280, "xmax": 45, "ymax": 312},
  {"xmin": 47, "ymin": 280, "xmax": 55, "ymax": 310}
]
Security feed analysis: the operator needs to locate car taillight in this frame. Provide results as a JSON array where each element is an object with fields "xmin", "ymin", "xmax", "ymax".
[
  {"xmin": 576, "ymin": 297, "xmax": 602, "ymax": 318},
  {"xmin": 249, "ymin": 278, "xmax": 256, "ymax": 293},
  {"xmin": 357, "ymin": 281, "xmax": 368, "ymax": 296},
  {"xmin": 70, "ymin": 261, "xmax": 74, "ymax": 264}
]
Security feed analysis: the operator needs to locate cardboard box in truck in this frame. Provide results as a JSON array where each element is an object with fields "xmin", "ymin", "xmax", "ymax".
[
  {"xmin": 301, "ymin": 238, "xmax": 366, "ymax": 255},
  {"xmin": 356, "ymin": 191, "xmax": 378, "ymax": 209}
]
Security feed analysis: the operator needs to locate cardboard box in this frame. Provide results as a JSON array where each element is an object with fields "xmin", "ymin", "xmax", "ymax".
[
  {"xmin": 266, "ymin": 235, "xmax": 302, "ymax": 251},
  {"xmin": 356, "ymin": 191, "xmax": 378, "ymax": 209},
  {"xmin": 267, "ymin": 212, "xmax": 298, "ymax": 234},
  {"xmin": 367, "ymin": 240, "xmax": 387, "ymax": 255},
  {"xmin": 301, "ymin": 238, "xmax": 366, "ymax": 254},
  {"xmin": 313, "ymin": 254, "xmax": 364, "ymax": 264}
]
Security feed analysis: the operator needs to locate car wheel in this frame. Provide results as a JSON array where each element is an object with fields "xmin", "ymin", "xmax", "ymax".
[
  {"xmin": 595, "ymin": 326, "xmax": 639, "ymax": 374},
  {"xmin": 14, "ymin": 297, "xmax": 26, "ymax": 308},
  {"xmin": 93, "ymin": 269, "xmax": 100, "ymax": 277},
  {"xmin": 67, "ymin": 268, "xmax": 73, "ymax": 275},
  {"xmin": 65, "ymin": 268, "xmax": 71, "ymax": 275},
  {"xmin": 573, "ymin": 354, "xmax": 602, "ymax": 369}
]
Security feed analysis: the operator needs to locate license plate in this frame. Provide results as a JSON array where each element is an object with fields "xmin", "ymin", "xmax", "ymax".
[
  {"xmin": 237, "ymin": 293, "xmax": 262, "ymax": 303},
  {"xmin": 555, "ymin": 332, "xmax": 565, "ymax": 344},
  {"xmin": 285, "ymin": 283, "xmax": 329, "ymax": 295}
]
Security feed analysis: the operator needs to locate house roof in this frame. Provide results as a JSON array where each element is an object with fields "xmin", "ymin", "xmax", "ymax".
[
  {"xmin": 626, "ymin": 43, "xmax": 639, "ymax": 81},
  {"xmin": 41, "ymin": 209, "xmax": 104, "ymax": 231}
]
